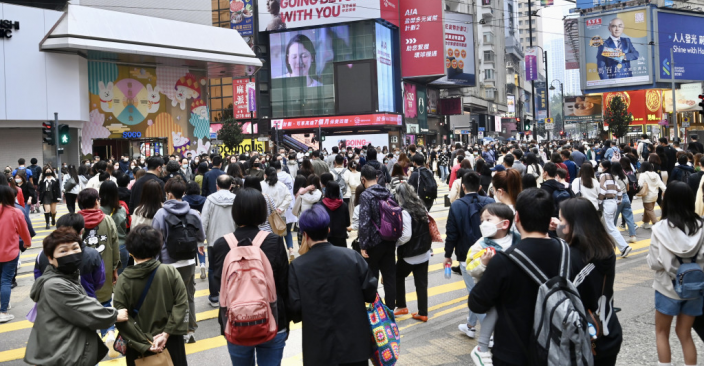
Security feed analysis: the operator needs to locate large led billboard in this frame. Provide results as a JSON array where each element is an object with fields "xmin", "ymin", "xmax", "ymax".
[
  {"xmin": 563, "ymin": 95, "xmax": 603, "ymax": 123},
  {"xmin": 259, "ymin": 0, "xmax": 398, "ymax": 32},
  {"xmin": 656, "ymin": 11, "xmax": 704, "ymax": 83},
  {"xmin": 580, "ymin": 8, "xmax": 652, "ymax": 89},
  {"xmin": 376, "ymin": 23, "xmax": 395, "ymax": 113}
]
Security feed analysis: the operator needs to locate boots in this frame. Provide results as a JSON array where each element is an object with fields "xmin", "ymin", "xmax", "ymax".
[
  {"xmin": 44, "ymin": 213, "xmax": 51, "ymax": 229},
  {"xmin": 51, "ymin": 213, "xmax": 56, "ymax": 226}
]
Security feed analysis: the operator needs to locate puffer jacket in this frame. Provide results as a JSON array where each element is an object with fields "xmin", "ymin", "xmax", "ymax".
[
  {"xmin": 648, "ymin": 220, "xmax": 704, "ymax": 300},
  {"xmin": 638, "ymin": 171, "xmax": 667, "ymax": 203}
]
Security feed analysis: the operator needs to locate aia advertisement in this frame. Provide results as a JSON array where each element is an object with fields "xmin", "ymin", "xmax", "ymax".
[
  {"xmin": 271, "ymin": 113, "xmax": 402, "ymax": 130},
  {"xmin": 603, "ymin": 89, "xmax": 663, "ymax": 125},
  {"xmin": 233, "ymin": 78, "xmax": 256, "ymax": 120},
  {"xmin": 259, "ymin": 0, "xmax": 398, "ymax": 32},
  {"xmin": 432, "ymin": 12, "xmax": 476, "ymax": 86},
  {"xmin": 400, "ymin": 0, "xmax": 445, "ymax": 78}
]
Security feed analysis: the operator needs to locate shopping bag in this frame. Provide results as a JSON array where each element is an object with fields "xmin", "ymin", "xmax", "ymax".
[{"xmin": 367, "ymin": 294, "xmax": 400, "ymax": 366}]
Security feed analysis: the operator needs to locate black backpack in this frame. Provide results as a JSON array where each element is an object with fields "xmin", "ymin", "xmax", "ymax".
[
  {"xmin": 417, "ymin": 168, "xmax": 438, "ymax": 201},
  {"xmin": 164, "ymin": 212, "xmax": 200, "ymax": 261},
  {"xmin": 641, "ymin": 143, "xmax": 652, "ymax": 161}
]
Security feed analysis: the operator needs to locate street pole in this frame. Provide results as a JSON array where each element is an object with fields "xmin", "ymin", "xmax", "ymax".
[
  {"xmin": 528, "ymin": 0, "xmax": 535, "ymax": 134},
  {"xmin": 560, "ymin": 83, "xmax": 565, "ymax": 136},
  {"xmin": 545, "ymin": 51, "xmax": 549, "ymax": 119},
  {"xmin": 54, "ymin": 112, "xmax": 62, "ymax": 184},
  {"xmin": 671, "ymin": 47, "xmax": 678, "ymax": 141}
]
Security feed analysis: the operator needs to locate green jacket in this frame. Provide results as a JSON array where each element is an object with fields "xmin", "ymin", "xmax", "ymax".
[
  {"xmin": 84, "ymin": 215, "xmax": 120, "ymax": 303},
  {"xmin": 113, "ymin": 259, "xmax": 188, "ymax": 354},
  {"xmin": 101, "ymin": 205, "xmax": 127, "ymax": 245},
  {"xmin": 25, "ymin": 266, "xmax": 117, "ymax": 366}
]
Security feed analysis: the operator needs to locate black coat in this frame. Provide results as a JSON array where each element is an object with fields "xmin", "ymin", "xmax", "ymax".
[
  {"xmin": 288, "ymin": 243, "xmax": 377, "ymax": 365},
  {"xmin": 128, "ymin": 173, "xmax": 165, "ymax": 215},
  {"xmin": 38, "ymin": 178, "xmax": 61, "ymax": 204},
  {"xmin": 322, "ymin": 200, "xmax": 350, "ymax": 240}
]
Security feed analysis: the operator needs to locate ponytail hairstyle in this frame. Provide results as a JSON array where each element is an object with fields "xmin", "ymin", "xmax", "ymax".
[{"xmin": 491, "ymin": 168, "xmax": 522, "ymax": 205}]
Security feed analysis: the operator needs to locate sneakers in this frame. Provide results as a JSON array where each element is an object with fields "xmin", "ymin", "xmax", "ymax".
[
  {"xmin": 106, "ymin": 335, "xmax": 119, "ymax": 358},
  {"xmin": 458, "ymin": 323, "xmax": 476, "ymax": 338},
  {"xmin": 620, "ymin": 246, "xmax": 632, "ymax": 258},
  {"xmin": 394, "ymin": 308, "xmax": 409, "ymax": 316},
  {"xmin": 199, "ymin": 266, "xmax": 206, "ymax": 280},
  {"xmin": 628, "ymin": 236, "xmax": 637, "ymax": 243},
  {"xmin": 489, "ymin": 335, "xmax": 494, "ymax": 348},
  {"xmin": 411, "ymin": 313, "xmax": 428, "ymax": 322},
  {"xmin": 618, "ymin": 224, "xmax": 627, "ymax": 231},
  {"xmin": 642, "ymin": 223, "xmax": 652, "ymax": 229},
  {"xmin": 208, "ymin": 297, "xmax": 220, "ymax": 308},
  {"xmin": 471, "ymin": 345, "xmax": 493, "ymax": 366},
  {"xmin": 0, "ymin": 313, "xmax": 14, "ymax": 323},
  {"xmin": 184, "ymin": 332, "xmax": 196, "ymax": 344}
]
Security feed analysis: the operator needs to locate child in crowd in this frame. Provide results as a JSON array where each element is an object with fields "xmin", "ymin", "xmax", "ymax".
[{"xmin": 466, "ymin": 203, "xmax": 521, "ymax": 366}]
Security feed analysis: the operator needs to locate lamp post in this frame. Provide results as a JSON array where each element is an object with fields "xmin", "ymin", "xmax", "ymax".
[{"xmin": 549, "ymin": 80, "xmax": 564, "ymax": 140}]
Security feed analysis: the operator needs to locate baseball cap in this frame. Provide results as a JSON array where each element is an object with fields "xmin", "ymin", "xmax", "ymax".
[{"xmin": 490, "ymin": 165, "xmax": 506, "ymax": 172}]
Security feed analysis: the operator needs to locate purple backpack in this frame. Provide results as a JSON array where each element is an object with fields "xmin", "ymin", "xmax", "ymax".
[{"xmin": 374, "ymin": 198, "xmax": 403, "ymax": 241}]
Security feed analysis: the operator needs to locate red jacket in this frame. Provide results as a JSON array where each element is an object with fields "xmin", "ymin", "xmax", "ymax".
[
  {"xmin": 0, "ymin": 206, "xmax": 31, "ymax": 262},
  {"xmin": 448, "ymin": 163, "xmax": 462, "ymax": 188}
]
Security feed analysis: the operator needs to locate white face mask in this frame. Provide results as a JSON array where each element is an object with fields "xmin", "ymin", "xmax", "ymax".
[
  {"xmin": 15, "ymin": 178, "xmax": 22, "ymax": 185},
  {"xmin": 480, "ymin": 220, "xmax": 499, "ymax": 238},
  {"xmin": 182, "ymin": 164, "xmax": 189, "ymax": 169}
]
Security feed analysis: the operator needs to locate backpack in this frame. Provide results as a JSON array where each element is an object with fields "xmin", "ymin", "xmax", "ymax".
[
  {"xmin": 374, "ymin": 197, "xmax": 403, "ymax": 241},
  {"xmin": 163, "ymin": 212, "xmax": 201, "ymax": 261},
  {"xmin": 673, "ymin": 255, "xmax": 704, "ymax": 300},
  {"xmin": 552, "ymin": 187, "xmax": 572, "ymax": 210},
  {"xmin": 625, "ymin": 172, "xmax": 640, "ymax": 194},
  {"xmin": 678, "ymin": 168, "xmax": 693, "ymax": 183},
  {"xmin": 220, "ymin": 232, "xmax": 278, "ymax": 346},
  {"xmin": 507, "ymin": 240, "xmax": 594, "ymax": 366},
  {"xmin": 417, "ymin": 168, "xmax": 438, "ymax": 201},
  {"xmin": 641, "ymin": 143, "xmax": 652, "ymax": 161},
  {"xmin": 610, "ymin": 149, "xmax": 621, "ymax": 162},
  {"xmin": 333, "ymin": 168, "xmax": 348, "ymax": 196}
]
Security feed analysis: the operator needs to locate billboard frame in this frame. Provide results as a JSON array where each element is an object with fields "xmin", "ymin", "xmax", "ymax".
[
  {"xmin": 654, "ymin": 9, "xmax": 704, "ymax": 83},
  {"xmin": 578, "ymin": 6, "xmax": 654, "ymax": 90}
]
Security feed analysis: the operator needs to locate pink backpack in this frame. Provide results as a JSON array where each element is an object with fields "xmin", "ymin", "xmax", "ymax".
[{"xmin": 220, "ymin": 232, "xmax": 278, "ymax": 346}]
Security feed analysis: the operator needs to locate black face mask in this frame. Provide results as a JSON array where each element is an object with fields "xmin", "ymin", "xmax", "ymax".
[{"xmin": 55, "ymin": 252, "xmax": 83, "ymax": 275}]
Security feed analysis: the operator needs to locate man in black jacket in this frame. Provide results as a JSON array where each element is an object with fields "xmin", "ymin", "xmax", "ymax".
[
  {"xmin": 540, "ymin": 162, "xmax": 573, "ymax": 217},
  {"xmin": 689, "ymin": 156, "xmax": 704, "ymax": 194},
  {"xmin": 468, "ymin": 188, "xmax": 575, "ymax": 365},
  {"xmin": 201, "ymin": 155, "xmax": 224, "ymax": 197},
  {"xmin": 128, "ymin": 156, "xmax": 165, "ymax": 215},
  {"xmin": 364, "ymin": 148, "xmax": 390, "ymax": 185},
  {"xmin": 659, "ymin": 138, "xmax": 678, "ymax": 176},
  {"xmin": 408, "ymin": 154, "xmax": 434, "ymax": 210}
]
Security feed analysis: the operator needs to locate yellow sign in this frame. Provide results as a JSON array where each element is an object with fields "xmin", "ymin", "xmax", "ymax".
[{"xmin": 545, "ymin": 117, "xmax": 554, "ymax": 124}]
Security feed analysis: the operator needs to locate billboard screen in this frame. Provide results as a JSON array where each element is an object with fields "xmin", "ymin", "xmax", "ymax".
[
  {"xmin": 322, "ymin": 133, "xmax": 389, "ymax": 152},
  {"xmin": 664, "ymin": 83, "xmax": 703, "ymax": 113},
  {"xmin": 258, "ymin": 0, "xmax": 398, "ymax": 31},
  {"xmin": 335, "ymin": 61, "xmax": 375, "ymax": 114},
  {"xmin": 427, "ymin": 88, "xmax": 439, "ymax": 115},
  {"xmin": 656, "ymin": 11, "xmax": 704, "ymax": 82},
  {"xmin": 272, "ymin": 113, "xmax": 402, "ymax": 130},
  {"xmin": 376, "ymin": 23, "xmax": 395, "ymax": 113},
  {"xmin": 431, "ymin": 12, "xmax": 476, "ymax": 86},
  {"xmin": 563, "ymin": 95, "xmax": 603, "ymax": 123},
  {"xmin": 440, "ymin": 98, "xmax": 462, "ymax": 115},
  {"xmin": 230, "ymin": 0, "xmax": 254, "ymax": 36},
  {"xmin": 400, "ymin": 0, "xmax": 445, "ymax": 78},
  {"xmin": 581, "ymin": 9, "xmax": 651, "ymax": 89},
  {"xmin": 603, "ymin": 89, "xmax": 663, "ymax": 125},
  {"xmin": 564, "ymin": 19, "xmax": 580, "ymax": 70},
  {"xmin": 404, "ymin": 82, "xmax": 417, "ymax": 118}
]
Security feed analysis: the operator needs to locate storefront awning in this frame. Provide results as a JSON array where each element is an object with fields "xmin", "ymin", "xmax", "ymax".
[{"xmin": 40, "ymin": 5, "xmax": 262, "ymax": 78}]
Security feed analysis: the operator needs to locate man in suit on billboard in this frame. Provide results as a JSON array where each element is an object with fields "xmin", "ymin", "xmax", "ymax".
[{"xmin": 596, "ymin": 17, "xmax": 640, "ymax": 80}]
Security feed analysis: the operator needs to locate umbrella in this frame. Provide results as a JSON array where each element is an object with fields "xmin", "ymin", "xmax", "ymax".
[{"xmin": 482, "ymin": 137, "xmax": 495, "ymax": 142}]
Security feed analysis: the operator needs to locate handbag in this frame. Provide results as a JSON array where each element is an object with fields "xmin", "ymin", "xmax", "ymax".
[
  {"xmin": 292, "ymin": 195, "xmax": 303, "ymax": 217},
  {"xmin": 267, "ymin": 197, "xmax": 287, "ymax": 237},
  {"xmin": 636, "ymin": 181, "xmax": 649, "ymax": 197},
  {"xmin": 428, "ymin": 214, "xmax": 443, "ymax": 243},
  {"xmin": 114, "ymin": 266, "xmax": 160, "ymax": 357},
  {"xmin": 134, "ymin": 342, "xmax": 173, "ymax": 366},
  {"xmin": 444, "ymin": 194, "xmax": 451, "ymax": 207},
  {"xmin": 367, "ymin": 293, "xmax": 400, "ymax": 366}
]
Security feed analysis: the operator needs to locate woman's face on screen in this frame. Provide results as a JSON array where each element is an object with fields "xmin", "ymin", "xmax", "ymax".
[{"xmin": 288, "ymin": 42, "xmax": 312, "ymax": 77}]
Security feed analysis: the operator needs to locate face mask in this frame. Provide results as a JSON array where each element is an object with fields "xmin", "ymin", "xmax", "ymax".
[
  {"xmin": 254, "ymin": 163, "xmax": 261, "ymax": 168},
  {"xmin": 355, "ymin": 159, "xmax": 360, "ymax": 163},
  {"xmin": 348, "ymin": 154, "xmax": 354, "ymax": 158},
  {"xmin": 85, "ymin": 163, "xmax": 91, "ymax": 167},
  {"xmin": 45, "ymin": 172, "xmax": 53, "ymax": 176},
  {"xmin": 557, "ymin": 224, "xmax": 568, "ymax": 240},
  {"xmin": 182, "ymin": 164, "xmax": 189, "ymax": 169},
  {"xmin": 479, "ymin": 221, "xmax": 499, "ymax": 238},
  {"xmin": 130, "ymin": 165, "xmax": 135, "ymax": 170},
  {"xmin": 15, "ymin": 178, "xmax": 22, "ymax": 185},
  {"xmin": 55, "ymin": 252, "xmax": 82, "ymax": 274},
  {"xmin": 194, "ymin": 159, "xmax": 199, "ymax": 163}
]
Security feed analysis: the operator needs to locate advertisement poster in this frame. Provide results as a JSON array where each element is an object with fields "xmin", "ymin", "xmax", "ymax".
[
  {"xmin": 322, "ymin": 133, "xmax": 389, "ymax": 152},
  {"xmin": 272, "ymin": 113, "xmax": 402, "ymax": 129},
  {"xmin": 664, "ymin": 83, "xmax": 703, "ymax": 112},
  {"xmin": 427, "ymin": 88, "xmax": 439, "ymax": 115},
  {"xmin": 376, "ymin": 24, "xmax": 395, "ymax": 113},
  {"xmin": 657, "ymin": 12, "xmax": 704, "ymax": 82},
  {"xmin": 404, "ymin": 82, "xmax": 417, "ymax": 118},
  {"xmin": 417, "ymin": 85, "xmax": 428, "ymax": 131},
  {"xmin": 269, "ymin": 26, "xmax": 350, "ymax": 88},
  {"xmin": 233, "ymin": 78, "xmax": 256, "ymax": 119},
  {"xmin": 563, "ymin": 95, "xmax": 603, "ymax": 123},
  {"xmin": 507, "ymin": 95, "xmax": 516, "ymax": 115},
  {"xmin": 535, "ymin": 81, "xmax": 547, "ymax": 119},
  {"xmin": 582, "ymin": 9, "xmax": 651, "ymax": 88},
  {"xmin": 526, "ymin": 47, "xmax": 538, "ymax": 81},
  {"xmin": 400, "ymin": 0, "xmax": 445, "ymax": 78},
  {"xmin": 564, "ymin": 19, "xmax": 580, "ymax": 70},
  {"xmin": 258, "ymin": 0, "xmax": 398, "ymax": 32},
  {"xmin": 603, "ymin": 89, "xmax": 663, "ymax": 124},
  {"xmin": 230, "ymin": 0, "xmax": 254, "ymax": 36},
  {"xmin": 432, "ymin": 12, "xmax": 476, "ymax": 86}
]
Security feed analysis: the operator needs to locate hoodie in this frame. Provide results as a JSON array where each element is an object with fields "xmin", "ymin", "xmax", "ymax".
[
  {"xmin": 287, "ymin": 161, "xmax": 299, "ymax": 179},
  {"xmin": 152, "ymin": 200, "xmax": 206, "ymax": 266},
  {"xmin": 201, "ymin": 190, "xmax": 236, "ymax": 246},
  {"xmin": 79, "ymin": 208, "xmax": 105, "ymax": 229},
  {"xmin": 358, "ymin": 184, "xmax": 391, "ymax": 250},
  {"xmin": 671, "ymin": 163, "xmax": 695, "ymax": 183},
  {"xmin": 540, "ymin": 179, "xmax": 573, "ymax": 216},
  {"xmin": 648, "ymin": 220, "xmax": 704, "ymax": 300},
  {"xmin": 183, "ymin": 194, "xmax": 206, "ymax": 212}
]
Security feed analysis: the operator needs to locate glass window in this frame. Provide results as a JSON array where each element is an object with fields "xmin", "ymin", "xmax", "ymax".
[
  {"xmin": 519, "ymin": 20, "xmax": 524, "ymax": 25},
  {"xmin": 485, "ymin": 69, "xmax": 494, "ymax": 79},
  {"xmin": 484, "ymin": 51, "xmax": 493, "ymax": 61}
]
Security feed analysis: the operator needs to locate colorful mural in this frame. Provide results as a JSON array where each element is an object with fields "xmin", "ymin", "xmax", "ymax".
[{"xmin": 85, "ymin": 63, "xmax": 210, "ymax": 157}]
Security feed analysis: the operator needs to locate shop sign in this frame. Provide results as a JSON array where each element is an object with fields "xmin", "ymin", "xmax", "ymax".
[
  {"xmin": 0, "ymin": 20, "xmax": 19, "ymax": 39},
  {"xmin": 258, "ymin": 0, "xmax": 398, "ymax": 32},
  {"xmin": 233, "ymin": 78, "xmax": 256, "ymax": 120},
  {"xmin": 230, "ymin": 0, "xmax": 254, "ymax": 36},
  {"xmin": 400, "ymin": 0, "xmax": 445, "ymax": 78},
  {"xmin": 603, "ymin": 89, "xmax": 663, "ymax": 125},
  {"xmin": 535, "ymin": 81, "xmax": 547, "ymax": 119},
  {"xmin": 431, "ymin": 12, "xmax": 477, "ymax": 87},
  {"xmin": 271, "ymin": 113, "xmax": 402, "ymax": 130}
]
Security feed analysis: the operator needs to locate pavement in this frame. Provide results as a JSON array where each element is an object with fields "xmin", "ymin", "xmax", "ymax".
[{"xmin": 0, "ymin": 179, "xmax": 703, "ymax": 366}]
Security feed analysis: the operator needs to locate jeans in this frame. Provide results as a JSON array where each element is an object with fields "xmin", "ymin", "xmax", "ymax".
[
  {"xmin": 613, "ymin": 195, "xmax": 637, "ymax": 237},
  {"xmin": 176, "ymin": 265, "xmax": 198, "ymax": 332},
  {"xmin": 117, "ymin": 244, "xmax": 129, "ymax": 275},
  {"xmin": 284, "ymin": 223, "xmax": 294, "ymax": 250},
  {"xmin": 460, "ymin": 262, "xmax": 485, "ymax": 326},
  {"xmin": 0, "ymin": 255, "xmax": 18, "ymax": 313},
  {"xmin": 602, "ymin": 199, "xmax": 629, "ymax": 252},
  {"xmin": 227, "ymin": 332, "xmax": 287, "ymax": 366},
  {"xmin": 366, "ymin": 241, "xmax": 396, "ymax": 310},
  {"xmin": 439, "ymin": 165, "xmax": 448, "ymax": 181},
  {"xmin": 197, "ymin": 251, "xmax": 206, "ymax": 266},
  {"xmin": 395, "ymin": 259, "xmax": 428, "ymax": 315},
  {"xmin": 100, "ymin": 299, "xmax": 116, "ymax": 336}
]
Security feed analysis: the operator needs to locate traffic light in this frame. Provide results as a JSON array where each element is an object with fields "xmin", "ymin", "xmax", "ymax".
[
  {"xmin": 524, "ymin": 119, "xmax": 531, "ymax": 131},
  {"xmin": 42, "ymin": 121, "xmax": 55, "ymax": 145},
  {"xmin": 560, "ymin": 130, "xmax": 565, "ymax": 136},
  {"xmin": 699, "ymin": 94, "xmax": 704, "ymax": 110},
  {"xmin": 59, "ymin": 124, "xmax": 70, "ymax": 145},
  {"xmin": 320, "ymin": 130, "xmax": 326, "ymax": 142}
]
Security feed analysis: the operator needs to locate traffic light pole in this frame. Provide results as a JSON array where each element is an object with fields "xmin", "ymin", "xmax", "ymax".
[
  {"xmin": 54, "ymin": 112, "xmax": 62, "ymax": 184},
  {"xmin": 671, "ymin": 48, "xmax": 678, "ymax": 141}
]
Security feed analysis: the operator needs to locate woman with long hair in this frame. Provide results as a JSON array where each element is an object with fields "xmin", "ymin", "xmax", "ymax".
[
  {"xmin": 226, "ymin": 161, "xmax": 244, "ymax": 179},
  {"xmin": 243, "ymin": 176, "xmax": 276, "ymax": 233},
  {"xmin": 558, "ymin": 198, "xmax": 623, "ymax": 365},
  {"xmin": 344, "ymin": 161, "xmax": 362, "ymax": 222},
  {"xmin": 248, "ymin": 156, "xmax": 265, "ymax": 181},
  {"xmin": 62, "ymin": 165, "xmax": 80, "ymax": 213},
  {"xmin": 598, "ymin": 160, "xmax": 632, "ymax": 258},
  {"xmin": 490, "ymin": 168, "xmax": 522, "ymax": 210},
  {"xmin": 389, "ymin": 163, "xmax": 408, "ymax": 195},
  {"xmin": 38, "ymin": 166, "xmax": 61, "ymax": 229},
  {"xmin": 648, "ymin": 182, "xmax": 704, "ymax": 366},
  {"xmin": 525, "ymin": 153, "xmax": 543, "ymax": 185},
  {"xmin": 131, "ymin": 179, "xmax": 164, "ymax": 228},
  {"xmin": 398, "ymin": 153, "xmax": 411, "ymax": 176},
  {"xmin": 13, "ymin": 169, "xmax": 32, "ymax": 213},
  {"xmin": 611, "ymin": 162, "xmax": 637, "ymax": 243},
  {"xmin": 261, "ymin": 167, "xmax": 293, "ymax": 235},
  {"xmin": 298, "ymin": 158, "xmax": 315, "ymax": 179},
  {"xmin": 99, "ymin": 181, "xmax": 128, "ymax": 275},
  {"xmin": 77, "ymin": 164, "xmax": 91, "ymax": 191},
  {"xmin": 194, "ymin": 162, "xmax": 208, "ymax": 191},
  {"xmin": 393, "ymin": 183, "xmax": 431, "ymax": 322},
  {"xmin": 570, "ymin": 162, "xmax": 600, "ymax": 210},
  {"xmin": 639, "ymin": 162, "xmax": 667, "ymax": 229}
]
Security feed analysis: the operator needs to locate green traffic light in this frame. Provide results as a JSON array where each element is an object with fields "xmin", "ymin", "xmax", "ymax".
[{"xmin": 59, "ymin": 125, "xmax": 70, "ymax": 145}]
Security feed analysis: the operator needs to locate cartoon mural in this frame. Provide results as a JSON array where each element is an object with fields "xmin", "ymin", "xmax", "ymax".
[{"xmin": 87, "ymin": 63, "xmax": 210, "ymax": 157}]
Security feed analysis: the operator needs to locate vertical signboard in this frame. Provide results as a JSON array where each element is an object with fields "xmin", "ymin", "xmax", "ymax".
[
  {"xmin": 417, "ymin": 85, "xmax": 428, "ymax": 131},
  {"xmin": 400, "ymin": 0, "xmax": 445, "ymax": 78},
  {"xmin": 404, "ymin": 83, "xmax": 417, "ymax": 118},
  {"xmin": 507, "ymin": 96, "xmax": 516, "ymax": 116},
  {"xmin": 431, "ymin": 12, "xmax": 476, "ymax": 86},
  {"xmin": 233, "ymin": 78, "xmax": 256, "ymax": 120},
  {"xmin": 656, "ymin": 11, "xmax": 704, "ymax": 82},
  {"xmin": 230, "ymin": 0, "xmax": 254, "ymax": 36},
  {"xmin": 535, "ymin": 81, "xmax": 547, "ymax": 119},
  {"xmin": 376, "ymin": 23, "xmax": 395, "ymax": 113},
  {"xmin": 427, "ymin": 88, "xmax": 439, "ymax": 115},
  {"xmin": 526, "ymin": 47, "xmax": 538, "ymax": 81},
  {"xmin": 247, "ymin": 81, "xmax": 256, "ymax": 112},
  {"xmin": 564, "ymin": 19, "xmax": 580, "ymax": 70}
]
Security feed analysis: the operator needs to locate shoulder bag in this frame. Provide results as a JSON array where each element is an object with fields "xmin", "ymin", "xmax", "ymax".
[{"xmin": 266, "ymin": 196, "xmax": 287, "ymax": 237}]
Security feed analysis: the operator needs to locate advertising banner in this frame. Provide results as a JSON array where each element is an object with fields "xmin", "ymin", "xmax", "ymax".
[
  {"xmin": 563, "ymin": 95, "xmax": 603, "ymax": 123},
  {"xmin": 427, "ymin": 88, "xmax": 439, "ymax": 115},
  {"xmin": 233, "ymin": 78, "xmax": 256, "ymax": 120},
  {"xmin": 582, "ymin": 9, "xmax": 651, "ymax": 89},
  {"xmin": 440, "ymin": 98, "xmax": 462, "ymax": 115},
  {"xmin": 564, "ymin": 19, "xmax": 580, "ymax": 70},
  {"xmin": 526, "ymin": 47, "xmax": 538, "ymax": 81},
  {"xmin": 431, "ymin": 12, "xmax": 476, "ymax": 86},
  {"xmin": 230, "ymin": 0, "xmax": 254, "ymax": 36},
  {"xmin": 400, "ymin": 0, "xmax": 445, "ymax": 78},
  {"xmin": 258, "ymin": 0, "xmax": 398, "ymax": 31},
  {"xmin": 322, "ymin": 133, "xmax": 389, "ymax": 152},
  {"xmin": 376, "ymin": 24, "xmax": 395, "ymax": 113},
  {"xmin": 417, "ymin": 85, "xmax": 428, "ymax": 131},
  {"xmin": 603, "ymin": 89, "xmax": 663, "ymax": 125},
  {"xmin": 507, "ymin": 96, "xmax": 516, "ymax": 115},
  {"xmin": 271, "ymin": 113, "xmax": 402, "ymax": 130},
  {"xmin": 657, "ymin": 11, "xmax": 704, "ymax": 82},
  {"xmin": 664, "ymin": 83, "xmax": 703, "ymax": 112},
  {"xmin": 535, "ymin": 81, "xmax": 547, "ymax": 119},
  {"xmin": 404, "ymin": 82, "xmax": 417, "ymax": 118}
]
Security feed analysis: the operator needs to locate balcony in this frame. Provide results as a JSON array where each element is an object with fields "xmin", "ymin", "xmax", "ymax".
[
  {"xmin": 505, "ymin": 36, "xmax": 524, "ymax": 58},
  {"xmin": 482, "ymin": 6, "xmax": 494, "ymax": 19}
]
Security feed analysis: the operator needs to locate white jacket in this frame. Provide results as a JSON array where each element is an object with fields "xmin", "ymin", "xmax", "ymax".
[
  {"xmin": 648, "ymin": 220, "xmax": 704, "ymax": 300},
  {"xmin": 261, "ymin": 180, "xmax": 293, "ymax": 215},
  {"xmin": 638, "ymin": 172, "xmax": 667, "ymax": 203},
  {"xmin": 300, "ymin": 189, "xmax": 322, "ymax": 213}
]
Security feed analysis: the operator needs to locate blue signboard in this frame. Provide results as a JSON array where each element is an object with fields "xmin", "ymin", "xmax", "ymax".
[
  {"xmin": 230, "ymin": 0, "xmax": 254, "ymax": 36},
  {"xmin": 657, "ymin": 11, "xmax": 704, "ymax": 82}
]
